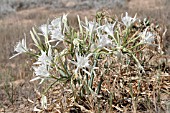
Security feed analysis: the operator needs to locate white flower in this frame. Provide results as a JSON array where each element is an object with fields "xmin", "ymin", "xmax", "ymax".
[
  {"xmin": 39, "ymin": 24, "xmax": 50, "ymax": 37},
  {"xmin": 70, "ymin": 53, "xmax": 92, "ymax": 69},
  {"xmin": 75, "ymin": 53, "xmax": 91, "ymax": 68},
  {"xmin": 102, "ymin": 21, "xmax": 116, "ymax": 37},
  {"xmin": 82, "ymin": 21, "xmax": 98, "ymax": 35},
  {"xmin": 97, "ymin": 35, "xmax": 112, "ymax": 48},
  {"xmin": 14, "ymin": 38, "xmax": 28, "ymax": 53},
  {"xmin": 88, "ymin": 21, "xmax": 96, "ymax": 33},
  {"xmin": 69, "ymin": 52, "xmax": 92, "ymax": 75},
  {"xmin": 140, "ymin": 28, "xmax": 155, "ymax": 44},
  {"xmin": 144, "ymin": 32, "xmax": 155, "ymax": 43},
  {"xmin": 122, "ymin": 12, "xmax": 137, "ymax": 28},
  {"xmin": 31, "ymin": 47, "xmax": 52, "ymax": 83},
  {"xmin": 10, "ymin": 38, "xmax": 28, "ymax": 59},
  {"xmin": 51, "ymin": 17, "xmax": 62, "ymax": 30},
  {"xmin": 33, "ymin": 64, "xmax": 50, "ymax": 77},
  {"xmin": 34, "ymin": 46, "xmax": 53, "ymax": 66},
  {"xmin": 50, "ymin": 28, "xmax": 64, "ymax": 41}
]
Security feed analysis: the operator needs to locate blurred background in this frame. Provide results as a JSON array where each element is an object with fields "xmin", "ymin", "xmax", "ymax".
[{"xmin": 0, "ymin": 0, "xmax": 169, "ymax": 112}]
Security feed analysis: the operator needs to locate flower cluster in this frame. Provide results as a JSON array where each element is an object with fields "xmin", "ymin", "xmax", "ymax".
[
  {"xmin": 122, "ymin": 12, "xmax": 137, "ymax": 28},
  {"xmin": 10, "ymin": 12, "xmax": 164, "ymax": 111}
]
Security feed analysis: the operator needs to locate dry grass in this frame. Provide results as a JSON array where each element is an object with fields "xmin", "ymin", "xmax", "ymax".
[{"xmin": 0, "ymin": 0, "xmax": 169, "ymax": 112}]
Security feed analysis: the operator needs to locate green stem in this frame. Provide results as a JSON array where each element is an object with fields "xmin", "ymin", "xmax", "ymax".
[
  {"xmin": 56, "ymin": 50, "xmax": 70, "ymax": 77},
  {"xmin": 129, "ymin": 42, "xmax": 143, "ymax": 50},
  {"xmin": 96, "ymin": 75, "xmax": 104, "ymax": 94},
  {"xmin": 109, "ymin": 92, "xmax": 113, "ymax": 111},
  {"xmin": 43, "ymin": 80, "xmax": 58, "ymax": 94},
  {"xmin": 89, "ymin": 55, "xmax": 98, "ymax": 88},
  {"xmin": 123, "ymin": 35, "xmax": 140, "ymax": 47},
  {"xmin": 124, "ymin": 28, "xmax": 129, "ymax": 43}
]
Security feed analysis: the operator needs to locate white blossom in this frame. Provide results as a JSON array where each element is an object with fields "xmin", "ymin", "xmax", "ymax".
[
  {"xmin": 97, "ymin": 35, "xmax": 112, "ymax": 48},
  {"xmin": 140, "ymin": 28, "xmax": 155, "ymax": 44},
  {"xmin": 69, "ymin": 53, "xmax": 92, "ymax": 75},
  {"xmin": 102, "ymin": 21, "xmax": 116, "ymax": 37},
  {"xmin": 51, "ymin": 17, "xmax": 62, "ymax": 30},
  {"xmin": 34, "ymin": 46, "xmax": 53, "ymax": 66},
  {"xmin": 144, "ymin": 32, "xmax": 155, "ymax": 44},
  {"xmin": 10, "ymin": 38, "xmax": 28, "ymax": 59},
  {"xmin": 76, "ymin": 53, "xmax": 91, "ymax": 69},
  {"xmin": 82, "ymin": 21, "xmax": 98, "ymax": 35},
  {"xmin": 50, "ymin": 28, "xmax": 64, "ymax": 41},
  {"xmin": 39, "ymin": 24, "xmax": 50, "ymax": 37},
  {"xmin": 33, "ymin": 64, "xmax": 50, "ymax": 77},
  {"xmin": 88, "ymin": 21, "xmax": 97, "ymax": 33},
  {"xmin": 69, "ymin": 53, "xmax": 92, "ymax": 69},
  {"xmin": 122, "ymin": 12, "xmax": 137, "ymax": 28},
  {"xmin": 31, "ymin": 47, "xmax": 52, "ymax": 83}
]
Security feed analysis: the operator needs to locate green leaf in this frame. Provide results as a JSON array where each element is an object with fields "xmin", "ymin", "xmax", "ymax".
[
  {"xmin": 59, "ymin": 69, "xmax": 67, "ymax": 77},
  {"xmin": 30, "ymin": 30, "xmax": 42, "ymax": 50},
  {"xmin": 77, "ymin": 15, "xmax": 83, "ymax": 34}
]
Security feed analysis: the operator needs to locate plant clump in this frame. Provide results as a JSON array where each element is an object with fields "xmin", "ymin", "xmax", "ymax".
[{"xmin": 10, "ymin": 12, "xmax": 169, "ymax": 112}]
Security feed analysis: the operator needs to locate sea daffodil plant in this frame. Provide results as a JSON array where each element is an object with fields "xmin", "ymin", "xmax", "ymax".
[{"xmin": 10, "ymin": 12, "xmax": 165, "ymax": 111}]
